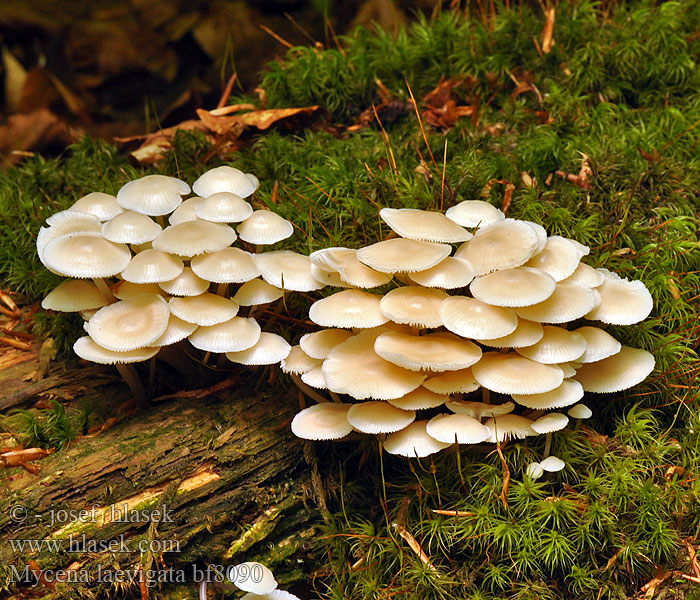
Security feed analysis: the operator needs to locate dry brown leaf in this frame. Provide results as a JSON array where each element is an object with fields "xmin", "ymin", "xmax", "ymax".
[{"xmin": 196, "ymin": 105, "xmax": 320, "ymax": 134}]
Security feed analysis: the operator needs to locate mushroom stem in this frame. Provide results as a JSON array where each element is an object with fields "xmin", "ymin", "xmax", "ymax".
[
  {"xmin": 216, "ymin": 283, "xmax": 228, "ymax": 296},
  {"xmin": 115, "ymin": 363, "xmax": 146, "ymax": 406},
  {"xmin": 203, "ymin": 351, "xmax": 211, "ymax": 365},
  {"xmin": 92, "ymin": 277, "xmax": 116, "ymax": 303},
  {"xmin": 147, "ymin": 357, "xmax": 157, "ymax": 398},
  {"xmin": 543, "ymin": 432, "xmax": 552, "ymax": 458},
  {"xmin": 482, "ymin": 388, "xmax": 490, "ymax": 404},
  {"xmin": 290, "ymin": 374, "xmax": 331, "ymax": 404},
  {"xmin": 329, "ymin": 391, "xmax": 342, "ymax": 403},
  {"xmin": 155, "ymin": 215, "xmax": 166, "ymax": 228}
]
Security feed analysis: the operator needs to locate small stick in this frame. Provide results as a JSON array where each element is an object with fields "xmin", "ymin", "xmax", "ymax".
[
  {"xmin": 431, "ymin": 509, "xmax": 476, "ymax": 517},
  {"xmin": 0, "ymin": 336, "xmax": 31, "ymax": 350},
  {"xmin": 392, "ymin": 522, "xmax": 438, "ymax": 573},
  {"xmin": 290, "ymin": 374, "xmax": 331, "ymax": 404}
]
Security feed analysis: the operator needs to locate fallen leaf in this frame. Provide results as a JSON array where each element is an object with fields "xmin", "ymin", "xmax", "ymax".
[{"xmin": 196, "ymin": 105, "xmax": 321, "ymax": 133}]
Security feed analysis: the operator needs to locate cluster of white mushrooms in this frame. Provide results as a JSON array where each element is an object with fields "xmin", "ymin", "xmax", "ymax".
[
  {"xmin": 288, "ymin": 202, "xmax": 655, "ymax": 474},
  {"xmin": 37, "ymin": 166, "xmax": 311, "ymax": 402}
]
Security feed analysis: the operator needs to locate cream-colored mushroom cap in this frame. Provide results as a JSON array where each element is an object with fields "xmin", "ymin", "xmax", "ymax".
[
  {"xmin": 291, "ymin": 403, "xmax": 352, "ymax": 440},
  {"xmin": 512, "ymin": 378, "xmax": 584, "ymax": 409},
  {"xmin": 380, "ymin": 286, "xmax": 448, "ymax": 328},
  {"xmin": 113, "ymin": 281, "xmax": 164, "ymax": 300},
  {"xmin": 574, "ymin": 326, "xmax": 622, "ymax": 363},
  {"xmin": 525, "ymin": 236, "xmax": 589, "ymax": 281},
  {"xmin": 562, "ymin": 262, "xmax": 605, "ymax": 287},
  {"xmin": 188, "ymin": 316, "xmax": 261, "ymax": 352},
  {"xmin": 85, "ymin": 294, "xmax": 169, "ymax": 351},
  {"xmin": 484, "ymin": 414, "xmax": 535, "ymax": 442},
  {"xmin": 568, "ymin": 404, "xmax": 592, "ymax": 419},
  {"xmin": 454, "ymin": 219, "xmax": 539, "ymax": 276},
  {"xmin": 229, "ymin": 562, "xmax": 276, "ymax": 595},
  {"xmin": 526, "ymin": 462, "xmax": 544, "ymax": 479},
  {"xmin": 337, "ymin": 252, "xmax": 392, "ymax": 288},
  {"xmin": 74, "ymin": 336, "xmax": 158, "ymax": 364},
  {"xmin": 38, "ymin": 212, "xmax": 103, "ymax": 261},
  {"xmin": 101, "ymin": 211, "xmax": 162, "ymax": 244},
  {"xmin": 42, "ymin": 280, "xmax": 110, "ymax": 312},
  {"xmin": 557, "ymin": 363, "xmax": 577, "ymax": 377},
  {"xmin": 521, "ymin": 220, "xmax": 548, "ymax": 254},
  {"xmin": 387, "ymin": 388, "xmax": 447, "ymax": 410},
  {"xmin": 470, "ymin": 267, "xmax": 556, "ymax": 307},
  {"xmin": 475, "ymin": 319, "xmax": 544, "ymax": 348},
  {"xmin": 255, "ymin": 251, "xmax": 324, "ymax": 292},
  {"xmin": 540, "ymin": 456, "xmax": 565, "ymax": 472},
  {"xmin": 300, "ymin": 329, "xmax": 353, "ymax": 359},
  {"xmin": 310, "ymin": 247, "xmax": 355, "ymax": 271},
  {"xmin": 426, "ymin": 413, "xmax": 490, "ymax": 444},
  {"xmin": 158, "ymin": 266, "xmax": 209, "ymax": 296},
  {"xmin": 310, "ymin": 290, "xmax": 388, "ymax": 328},
  {"xmin": 237, "ymin": 210, "xmax": 293, "ymax": 245},
  {"xmin": 574, "ymin": 346, "xmax": 655, "ymax": 393},
  {"xmin": 473, "ymin": 352, "xmax": 564, "ymax": 395},
  {"xmin": 153, "ymin": 220, "xmax": 236, "ymax": 256},
  {"xmin": 169, "ymin": 293, "xmax": 239, "ymax": 326},
  {"xmin": 195, "ymin": 191, "xmax": 253, "ymax": 223},
  {"xmin": 445, "ymin": 200, "xmax": 505, "ymax": 228},
  {"xmin": 445, "ymin": 400, "xmax": 515, "ymax": 418},
  {"xmin": 310, "ymin": 265, "xmax": 351, "ymax": 288},
  {"xmin": 191, "ymin": 247, "xmax": 260, "ymax": 284},
  {"xmin": 151, "ymin": 314, "xmax": 198, "ymax": 346},
  {"xmin": 281, "ymin": 345, "xmax": 322, "ymax": 374},
  {"xmin": 423, "ymin": 368, "xmax": 480, "ymax": 394},
  {"xmin": 116, "ymin": 174, "xmax": 189, "ymax": 216},
  {"xmin": 121, "ymin": 249, "xmax": 183, "ymax": 284},
  {"xmin": 440, "ymin": 296, "xmax": 517, "ymax": 339},
  {"xmin": 515, "ymin": 326, "xmax": 587, "ymax": 364},
  {"xmin": 168, "ymin": 197, "xmax": 204, "ymax": 225},
  {"xmin": 347, "ymin": 401, "xmax": 416, "ymax": 434},
  {"xmin": 226, "ymin": 332, "xmax": 291, "ymax": 365},
  {"xmin": 232, "ymin": 278, "xmax": 283, "ymax": 306},
  {"xmin": 43, "ymin": 233, "xmax": 131, "ymax": 278},
  {"xmin": 69, "ymin": 192, "xmax": 123, "ymax": 221},
  {"xmin": 383, "ymin": 421, "xmax": 451, "ymax": 457},
  {"xmin": 408, "ymin": 257, "xmax": 475, "ymax": 289},
  {"xmin": 514, "ymin": 282, "xmax": 600, "ymax": 323},
  {"xmin": 379, "ymin": 208, "xmax": 472, "ymax": 243},
  {"xmin": 192, "ymin": 166, "xmax": 259, "ymax": 198},
  {"xmin": 357, "ymin": 238, "xmax": 451, "ymax": 273},
  {"xmin": 241, "ymin": 590, "xmax": 300, "ymax": 600},
  {"xmin": 301, "ymin": 366, "xmax": 328, "ymax": 389},
  {"xmin": 374, "ymin": 331, "xmax": 481, "ymax": 372},
  {"xmin": 584, "ymin": 276, "xmax": 653, "ymax": 325},
  {"xmin": 322, "ymin": 330, "xmax": 426, "ymax": 400},
  {"xmin": 531, "ymin": 412, "xmax": 569, "ymax": 434}
]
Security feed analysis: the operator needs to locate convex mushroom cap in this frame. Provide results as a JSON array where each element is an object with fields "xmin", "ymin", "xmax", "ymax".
[
  {"xmin": 512, "ymin": 379, "xmax": 584, "ymax": 409},
  {"xmin": 347, "ymin": 401, "xmax": 416, "ymax": 434},
  {"xmin": 515, "ymin": 326, "xmax": 587, "ymax": 364},
  {"xmin": 74, "ymin": 336, "xmax": 159, "ymax": 364},
  {"xmin": 226, "ymin": 332, "xmax": 291, "ymax": 365},
  {"xmin": 374, "ymin": 331, "xmax": 481, "ymax": 372},
  {"xmin": 383, "ymin": 421, "xmax": 451, "ymax": 457},
  {"xmin": 408, "ymin": 257, "xmax": 475, "ymax": 289},
  {"xmin": 291, "ymin": 403, "xmax": 352, "ymax": 440},
  {"xmin": 169, "ymin": 293, "xmax": 239, "ymax": 326},
  {"xmin": 69, "ymin": 192, "xmax": 123, "ymax": 221},
  {"xmin": 470, "ymin": 267, "xmax": 556, "ymax": 307},
  {"xmin": 116, "ymin": 175, "xmax": 189, "ymax": 216},
  {"xmin": 585, "ymin": 274, "xmax": 653, "ymax": 325},
  {"xmin": 43, "ymin": 233, "xmax": 131, "ymax": 279},
  {"xmin": 42, "ymin": 280, "xmax": 110, "ymax": 312},
  {"xmin": 379, "ymin": 286, "xmax": 447, "ymax": 328},
  {"xmin": 445, "ymin": 200, "xmax": 505, "ymax": 228},
  {"xmin": 357, "ymin": 238, "xmax": 451, "ymax": 273},
  {"xmin": 472, "ymin": 352, "xmax": 564, "ymax": 395},
  {"xmin": 121, "ymin": 249, "xmax": 183, "ymax": 283},
  {"xmin": 102, "ymin": 211, "xmax": 162, "ymax": 244},
  {"xmin": 524, "ymin": 236, "xmax": 589, "ymax": 281},
  {"xmin": 426, "ymin": 413, "xmax": 490, "ymax": 444},
  {"xmin": 440, "ymin": 296, "xmax": 517, "ymax": 339},
  {"xmin": 574, "ymin": 346, "xmax": 655, "ymax": 393},
  {"xmin": 195, "ymin": 192, "xmax": 253, "ymax": 222},
  {"xmin": 192, "ymin": 166, "xmax": 259, "ymax": 198},
  {"xmin": 189, "ymin": 317, "xmax": 261, "ymax": 352},
  {"xmin": 153, "ymin": 221, "xmax": 236, "ymax": 256},
  {"xmin": 237, "ymin": 210, "xmax": 293, "ymax": 244},
  {"xmin": 255, "ymin": 251, "xmax": 324, "ymax": 291},
  {"xmin": 310, "ymin": 290, "xmax": 388, "ymax": 328},
  {"xmin": 379, "ymin": 208, "xmax": 472, "ymax": 243}
]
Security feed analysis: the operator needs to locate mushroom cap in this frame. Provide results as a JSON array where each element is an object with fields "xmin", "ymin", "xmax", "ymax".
[
  {"xmin": 557, "ymin": 363, "xmax": 578, "ymax": 377},
  {"xmin": 309, "ymin": 290, "xmax": 388, "ymax": 329},
  {"xmin": 168, "ymin": 197, "xmax": 204, "ymax": 225},
  {"xmin": 42, "ymin": 280, "xmax": 110, "ymax": 312},
  {"xmin": 281, "ymin": 345, "xmax": 322, "ymax": 374},
  {"xmin": 226, "ymin": 332, "xmax": 291, "ymax": 365},
  {"xmin": 356, "ymin": 238, "xmax": 451, "ymax": 273},
  {"xmin": 152, "ymin": 314, "xmax": 198, "ymax": 346},
  {"xmin": 374, "ymin": 331, "xmax": 482, "ymax": 372},
  {"xmin": 426, "ymin": 413, "xmax": 491, "ymax": 444},
  {"xmin": 291, "ymin": 403, "xmax": 352, "ymax": 440},
  {"xmin": 237, "ymin": 210, "xmax": 294, "ymax": 245},
  {"xmin": 337, "ymin": 252, "xmax": 392, "ymax": 288},
  {"xmin": 322, "ymin": 330, "xmax": 426, "ymax": 400},
  {"xmin": 301, "ymin": 366, "xmax": 328, "ymax": 389},
  {"xmin": 232, "ymin": 278, "xmax": 283, "ymax": 306},
  {"xmin": 422, "ymin": 367, "xmax": 480, "ymax": 394},
  {"xmin": 520, "ymin": 220, "xmax": 548, "ymax": 254},
  {"xmin": 121, "ymin": 249, "xmax": 184, "ymax": 284},
  {"xmin": 379, "ymin": 207, "xmax": 472, "ymax": 243},
  {"xmin": 526, "ymin": 462, "xmax": 544, "ymax": 479},
  {"xmin": 444, "ymin": 200, "xmax": 505, "ymax": 228},
  {"xmin": 116, "ymin": 175, "xmax": 189, "ymax": 216},
  {"xmin": 440, "ymin": 296, "xmax": 518, "ymax": 339},
  {"xmin": 192, "ymin": 166, "xmax": 259, "ymax": 198},
  {"xmin": 310, "ymin": 247, "xmax": 356, "ymax": 271},
  {"xmin": 240, "ymin": 590, "xmax": 301, "ymax": 600},
  {"xmin": 514, "ymin": 281, "xmax": 600, "ymax": 323},
  {"xmin": 299, "ymin": 328, "xmax": 353, "ymax": 359},
  {"xmin": 158, "ymin": 266, "xmax": 210, "ymax": 296},
  {"xmin": 190, "ymin": 247, "xmax": 259, "ymax": 284},
  {"xmin": 484, "ymin": 414, "xmax": 536, "ymax": 442},
  {"xmin": 69, "ymin": 192, "xmax": 123, "ymax": 221},
  {"xmin": 475, "ymin": 318, "xmax": 544, "ymax": 348},
  {"xmin": 380, "ymin": 286, "xmax": 448, "ymax": 328},
  {"xmin": 562, "ymin": 262, "xmax": 605, "ymax": 287},
  {"xmin": 470, "ymin": 267, "xmax": 556, "ymax": 307},
  {"xmin": 383, "ymin": 421, "xmax": 451, "ymax": 457},
  {"xmin": 195, "ymin": 191, "xmax": 253, "ymax": 222},
  {"xmin": 38, "ymin": 212, "xmax": 103, "ymax": 261},
  {"xmin": 310, "ymin": 264, "xmax": 352, "ymax": 288},
  {"xmin": 347, "ymin": 401, "xmax": 416, "ymax": 434},
  {"xmin": 574, "ymin": 346, "xmax": 655, "ymax": 393},
  {"xmin": 472, "ymin": 352, "xmax": 564, "ymax": 395},
  {"xmin": 153, "ymin": 220, "xmax": 236, "ymax": 256},
  {"xmin": 540, "ymin": 455, "xmax": 566, "ymax": 472},
  {"xmin": 515, "ymin": 325, "xmax": 587, "ymax": 364},
  {"xmin": 43, "ymin": 233, "xmax": 132, "ymax": 279},
  {"xmin": 85, "ymin": 294, "xmax": 170, "ymax": 351},
  {"xmin": 74, "ymin": 336, "xmax": 159, "ymax": 364},
  {"xmin": 574, "ymin": 326, "xmax": 622, "ymax": 363},
  {"xmin": 101, "ymin": 211, "xmax": 162, "ymax": 244},
  {"xmin": 531, "ymin": 412, "xmax": 569, "ymax": 434},
  {"xmin": 568, "ymin": 403, "xmax": 593, "ymax": 419},
  {"xmin": 407, "ymin": 257, "xmax": 475, "ymax": 289},
  {"xmin": 229, "ymin": 562, "xmax": 277, "ymax": 595},
  {"xmin": 255, "ymin": 251, "xmax": 325, "ymax": 292},
  {"xmin": 387, "ymin": 388, "xmax": 448, "ymax": 410},
  {"xmin": 524, "ymin": 236, "xmax": 589, "ymax": 281},
  {"xmin": 188, "ymin": 316, "xmax": 261, "ymax": 352},
  {"xmin": 511, "ymin": 378, "xmax": 584, "ymax": 409},
  {"xmin": 444, "ymin": 400, "xmax": 515, "ymax": 418},
  {"xmin": 454, "ymin": 219, "xmax": 540, "ymax": 276},
  {"xmin": 584, "ymin": 275, "xmax": 653, "ymax": 325},
  {"xmin": 113, "ymin": 281, "xmax": 165, "ymax": 300},
  {"xmin": 168, "ymin": 292, "xmax": 239, "ymax": 326}
]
